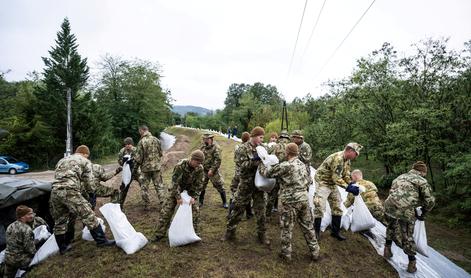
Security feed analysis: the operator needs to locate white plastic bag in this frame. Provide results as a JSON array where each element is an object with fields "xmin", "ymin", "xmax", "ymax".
[
  {"xmin": 168, "ymin": 191, "xmax": 201, "ymax": 247},
  {"xmin": 122, "ymin": 155, "xmax": 132, "ymax": 187},
  {"xmin": 350, "ymin": 195, "xmax": 376, "ymax": 232},
  {"xmin": 414, "ymin": 220, "xmax": 429, "ymax": 257},
  {"xmin": 254, "ymin": 146, "xmax": 278, "ymax": 192},
  {"xmin": 321, "ymin": 202, "xmax": 332, "ymax": 232},
  {"xmin": 99, "ymin": 203, "xmax": 148, "ymax": 254},
  {"xmin": 33, "ymin": 225, "xmax": 51, "ymax": 242},
  {"xmin": 341, "ymin": 207, "xmax": 353, "ymax": 230},
  {"xmin": 29, "ymin": 234, "xmax": 59, "ymax": 266},
  {"xmin": 0, "ymin": 249, "xmax": 4, "ymax": 264},
  {"xmin": 82, "ymin": 218, "xmax": 106, "ymax": 241}
]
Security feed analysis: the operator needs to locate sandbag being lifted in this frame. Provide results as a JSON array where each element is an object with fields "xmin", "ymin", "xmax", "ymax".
[
  {"xmin": 350, "ymin": 195, "xmax": 376, "ymax": 232},
  {"xmin": 168, "ymin": 191, "xmax": 201, "ymax": 247},
  {"xmin": 254, "ymin": 146, "xmax": 278, "ymax": 192}
]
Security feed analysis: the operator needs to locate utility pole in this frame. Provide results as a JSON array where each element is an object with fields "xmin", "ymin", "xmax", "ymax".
[
  {"xmin": 280, "ymin": 100, "xmax": 289, "ymax": 132},
  {"xmin": 65, "ymin": 87, "xmax": 72, "ymax": 157}
]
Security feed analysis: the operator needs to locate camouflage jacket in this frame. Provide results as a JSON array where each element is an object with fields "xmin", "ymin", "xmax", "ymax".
[
  {"xmin": 81, "ymin": 163, "xmax": 116, "ymax": 194},
  {"xmin": 298, "ymin": 142, "xmax": 313, "ymax": 168},
  {"xmin": 4, "ymin": 220, "xmax": 36, "ymax": 264},
  {"xmin": 30, "ymin": 216, "xmax": 48, "ymax": 230},
  {"xmin": 233, "ymin": 144, "xmax": 241, "ymax": 174},
  {"xmin": 52, "ymin": 154, "xmax": 93, "ymax": 191},
  {"xmin": 118, "ymin": 146, "xmax": 137, "ymax": 166},
  {"xmin": 200, "ymin": 143, "xmax": 222, "ymax": 172},
  {"xmin": 385, "ymin": 169, "xmax": 435, "ymax": 221},
  {"xmin": 171, "ymin": 158, "xmax": 204, "ymax": 200},
  {"xmin": 314, "ymin": 151, "xmax": 351, "ymax": 189},
  {"xmin": 344, "ymin": 179, "xmax": 383, "ymax": 209},
  {"xmin": 236, "ymin": 142, "xmax": 264, "ymax": 179},
  {"xmin": 260, "ymin": 157, "xmax": 309, "ymax": 204},
  {"xmin": 269, "ymin": 138, "xmax": 290, "ymax": 162},
  {"xmin": 135, "ymin": 131, "xmax": 162, "ymax": 172}
]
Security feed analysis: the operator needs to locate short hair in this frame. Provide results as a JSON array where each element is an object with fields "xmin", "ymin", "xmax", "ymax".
[
  {"xmin": 351, "ymin": 169, "xmax": 363, "ymax": 176},
  {"xmin": 139, "ymin": 125, "xmax": 149, "ymax": 131}
]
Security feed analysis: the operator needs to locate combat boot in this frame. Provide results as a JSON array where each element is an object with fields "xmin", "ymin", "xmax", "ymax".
[
  {"xmin": 407, "ymin": 259, "xmax": 417, "ymax": 273},
  {"xmin": 314, "ymin": 218, "xmax": 322, "ymax": 241},
  {"xmin": 278, "ymin": 252, "xmax": 292, "ymax": 263},
  {"xmin": 90, "ymin": 225, "xmax": 115, "ymax": 247},
  {"xmin": 199, "ymin": 190, "xmax": 206, "ymax": 207},
  {"xmin": 220, "ymin": 191, "xmax": 228, "ymax": 209},
  {"xmin": 383, "ymin": 245, "xmax": 393, "ymax": 259},
  {"xmin": 55, "ymin": 234, "xmax": 72, "ymax": 255},
  {"xmin": 360, "ymin": 229, "xmax": 376, "ymax": 240},
  {"xmin": 257, "ymin": 233, "xmax": 271, "ymax": 245},
  {"xmin": 221, "ymin": 229, "xmax": 236, "ymax": 241},
  {"xmin": 330, "ymin": 215, "xmax": 346, "ymax": 241},
  {"xmin": 311, "ymin": 246, "xmax": 320, "ymax": 262}
]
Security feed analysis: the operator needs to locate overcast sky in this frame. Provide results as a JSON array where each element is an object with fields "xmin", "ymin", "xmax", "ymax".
[{"xmin": 1, "ymin": 0, "xmax": 470, "ymax": 109}]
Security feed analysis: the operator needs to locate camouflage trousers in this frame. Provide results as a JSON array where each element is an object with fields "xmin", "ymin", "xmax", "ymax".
[
  {"xmin": 227, "ymin": 176, "xmax": 267, "ymax": 234},
  {"xmin": 280, "ymin": 201, "xmax": 320, "ymax": 258},
  {"xmin": 266, "ymin": 183, "xmax": 280, "ymax": 213},
  {"xmin": 50, "ymin": 187, "xmax": 99, "ymax": 235},
  {"xmin": 140, "ymin": 170, "xmax": 167, "ymax": 209},
  {"xmin": 230, "ymin": 168, "xmax": 240, "ymax": 194},
  {"xmin": 119, "ymin": 170, "xmax": 141, "ymax": 209},
  {"xmin": 88, "ymin": 184, "xmax": 120, "ymax": 210},
  {"xmin": 154, "ymin": 196, "xmax": 200, "ymax": 237},
  {"xmin": 3, "ymin": 256, "xmax": 31, "ymax": 278},
  {"xmin": 367, "ymin": 202, "xmax": 385, "ymax": 224},
  {"xmin": 385, "ymin": 214, "xmax": 416, "ymax": 257},
  {"xmin": 202, "ymin": 169, "xmax": 225, "ymax": 194},
  {"xmin": 313, "ymin": 183, "xmax": 343, "ymax": 218}
]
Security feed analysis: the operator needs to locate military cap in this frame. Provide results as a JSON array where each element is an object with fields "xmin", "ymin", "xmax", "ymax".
[
  {"xmin": 124, "ymin": 137, "xmax": 134, "ymax": 145},
  {"xmin": 345, "ymin": 142, "xmax": 363, "ymax": 155},
  {"xmin": 279, "ymin": 130, "xmax": 290, "ymax": 139},
  {"xmin": 202, "ymin": 133, "xmax": 214, "ymax": 139},
  {"xmin": 285, "ymin": 142, "xmax": 299, "ymax": 156},
  {"xmin": 190, "ymin": 150, "xmax": 205, "ymax": 162},
  {"xmin": 291, "ymin": 130, "xmax": 304, "ymax": 139}
]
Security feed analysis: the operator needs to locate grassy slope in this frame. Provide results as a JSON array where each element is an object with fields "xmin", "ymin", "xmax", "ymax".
[{"xmin": 29, "ymin": 127, "xmax": 397, "ymax": 277}]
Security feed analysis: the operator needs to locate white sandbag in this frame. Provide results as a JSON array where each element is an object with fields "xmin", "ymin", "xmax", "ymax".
[
  {"xmin": 169, "ymin": 191, "xmax": 201, "ymax": 247},
  {"xmin": 33, "ymin": 225, "xmax": 51, "ymax": 243},
  {"xmin": 350, "ymin": 195, "xmax": 376, "ymax": 232},
  {"xmin": 255, "ymin": 168, "xmax": 276, "ymax": 192},
  {"xmin": 414, "ymin": 220, "xmax": 429, "ymax": 257},
  {"xmin": 82, "ymin": 218, "xmax": 106, "ymax": 241},
  {"xmin": 321, "ymin": 202, "xmax": 332, "ymax": 232},
  {"xmin": 122, "ymin": 155, "xmax": 132, "ymax": 187},
  {"xmin": 29, "ymin": 234, "xmax": 59, "ymax": 266},
  {"xmin": 308, "ymin": 183, "xmax": 315, "ymax": 210},
  {"xmin": 99, "ymin": 203, "xmax": 148, "ymax": 254},
  {"xmin": 0, "ymin": 249, "xmax": 4, "ymax": 264},
  {"xmin": 255, "ymin": 146, "xmax": 279, "ymax": 167},
  {"xmin": 342, "ymin": 207, "xmax": 353, "ymax": 230}
]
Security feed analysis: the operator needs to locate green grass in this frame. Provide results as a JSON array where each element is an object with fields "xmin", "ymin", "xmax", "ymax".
[{"xmin": 29, "ymin": 127, "xmax": 399, "ymax": 277}]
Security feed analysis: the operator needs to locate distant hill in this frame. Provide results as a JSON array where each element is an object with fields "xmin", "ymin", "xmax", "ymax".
[{"xmin": 172, "ymin": 105, "xmax": 212, "ymax": 116}]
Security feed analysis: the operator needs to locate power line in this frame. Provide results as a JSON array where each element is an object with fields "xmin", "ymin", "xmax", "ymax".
[
  {"xmin": 315, "ymin": 0, "xmax": 376, "ymax": 79},
  {"xmin": 301, "ymin": 0, "xmax": 328, "ymax": 59},
  {"xmin": 287, "ymin": 0, "xmax": 309, "ymax": 77}
]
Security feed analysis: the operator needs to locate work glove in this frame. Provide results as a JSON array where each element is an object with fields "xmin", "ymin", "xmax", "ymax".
[
  {"xmin": 119, "ymin": 183, "xmax": 125, "ymax": 192},
  {"xmin": 122, "ymin": 156, "xmax": 129, "ymax": 163},
  {"xmin": 115, "ymin": 166, "xmax": 123, "ymax": 174},
  {"xmin": 346, "ymin": 183, "xmax": 360, "ymax": 196},
  {"xmin": 415, "ymin": 207, "xmax": 426, "ymax": 221}
]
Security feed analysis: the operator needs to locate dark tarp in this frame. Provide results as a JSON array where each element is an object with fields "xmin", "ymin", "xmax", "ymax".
[{"xmin": 0, "ymin": 177, "xmax": 53, "ymax": 250}]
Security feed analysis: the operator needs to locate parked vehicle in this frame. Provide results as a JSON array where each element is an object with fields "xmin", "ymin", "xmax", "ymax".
[{"xmin": 0, "ymin": 155, "xmax": 30, "ymax": 174}]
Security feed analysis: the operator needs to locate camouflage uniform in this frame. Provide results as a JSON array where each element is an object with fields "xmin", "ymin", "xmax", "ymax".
[
  {"xmin": 3, "ymin": 221, "xmax": 36, "ymax": 278},
  {"xmin": 384, "ymin": 169, "xmax": 435, "ymax": 256},
  {"xmin": 260, "ymin": 157, "xmax": 320, "ymax": 259},
  {"xmin": 84, "ymin": 164, "xmax": 120, "ymax": 210},
  {"xmin": 314, "ymin": 151, "xmax": 352, "ymax": 218},
  {"xmin": 298, "ymin": 141, "xmax": 313, "ymax": 184},
  {"xmin": 49, "ymin": 154, "xmax": 99, "ymax": 236},
  {"xmin": 226, "ymin": 142, "xmax": 267, "ymax": 237},
  {"xmin": 199, "ymin": 141, "xmax": 226, "ymax": 205},
  {"xmin": 230, "ymin": 144, "xmax": 242, "ymax": 194},
  {"xmin": 344, "ymin": 179, "xmax": 385, "ymax": 223},
  {"xmin": 266, "ymin": 137, "xmax": 290, "ymax": 215},
  {"xmin": 134, "ymin": 131, "xmax": 166, "ymax": 209},
  {"xmin": 117, "ymin": 146, "xmax": 143, "ymax": 208},
  {"xmin": 155, "ymin": 159, "xmax": 204, "ymax": 237}
]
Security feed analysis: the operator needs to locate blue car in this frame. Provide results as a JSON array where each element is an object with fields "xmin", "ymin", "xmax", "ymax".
[{"xmin": 0, "ymin": 156, "xmax": 30, "ymax": 174}]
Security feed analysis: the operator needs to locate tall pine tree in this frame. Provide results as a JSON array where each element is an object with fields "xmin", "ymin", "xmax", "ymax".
[{"xmin": 35, "ymin": 18, "xmax": 89, "ymax": 161}]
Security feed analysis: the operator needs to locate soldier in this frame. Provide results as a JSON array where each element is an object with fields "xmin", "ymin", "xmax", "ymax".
[
  {"xmin": 291, "ymin": 130, "xmax": 313, "ymax": 185},
  {"xmin": 260, "ymin": 143, "xmax": 320, "ymax": 262},
  {"xmin": 266, "ymin": 130, "xmax": 290, "ymax": 217},
  {"xmin": 49, "ymin": 145, "xmax": 115, "ymax": 254},
  {"xmin": 117, "ymin": 137, "xmax": 143, "ymax": 210},
  {"xmin": 3, "ymin": 206, "xmax": 36, "ymax": 278},
  {"xmin": 222, "ymin": 126, "xmax": 270, "ymax": 245},
  {"xmin": 154, "ymin": 150, "xmax": 205, "ymax": 241},
  {"xmin": 344, "ymin": 169, "xmax": 385, "ymax": 238},
  {"xmin": 313, "ymin": 142, "xmax": 363, "ymax": 241},
  {"xmin": 134, "ymin": 125, "xmax": 165, "ymax": 211},
  {"xmin": 85, "ymin": 163, "xmax": 121, "ymax": 210},
  {"xmin": 383, "ymin": 161, "xmax": 435, "ymax": 274},
  {"xmin": 229, "ymin": 132, "xmax": 253, "ymax": 219},
  {"xmin": 199, "ymin": 133, "xmax": 228, "ymax": 208}
]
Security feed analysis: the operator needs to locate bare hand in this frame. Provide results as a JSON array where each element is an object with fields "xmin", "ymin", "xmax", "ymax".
[
  {"xmin": 190, "ymin": 198, "xmax": 195, "ymax": 205},
  {"xmin": 177, "ymin": 198, "xmax": 183, "ymax": 205},
  {"xmin": 208, "ymin": 170, "xmax": 214, "ymax": 177}
]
